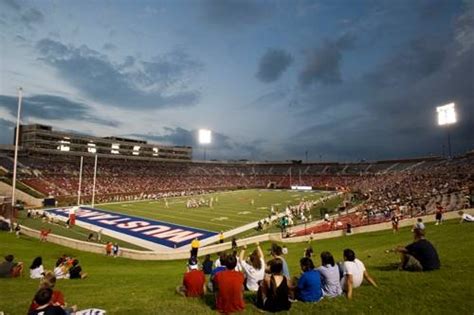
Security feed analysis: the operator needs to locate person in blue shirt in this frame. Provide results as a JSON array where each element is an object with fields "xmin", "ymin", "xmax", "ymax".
[{"xmin": 296, "ymin": 257, "xmax": 323, "ymax": 302}]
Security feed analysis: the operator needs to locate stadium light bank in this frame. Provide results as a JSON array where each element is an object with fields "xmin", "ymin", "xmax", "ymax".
[
  {"xmin": 436, "ymin": 102, "xmax": 457, "ymax": 158},
  {"xmin": 198, "ymin": 129, "xmax": 212, "ymax": 161}
]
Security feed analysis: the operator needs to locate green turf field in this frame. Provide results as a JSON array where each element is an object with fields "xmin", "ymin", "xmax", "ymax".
[
  {"xmin": 99, "ymin": 189, "xmax": 330, "ymax": 232},
  {"xmin": 1, "ymin": 219, "xmax": 473, "ymax": 314}
]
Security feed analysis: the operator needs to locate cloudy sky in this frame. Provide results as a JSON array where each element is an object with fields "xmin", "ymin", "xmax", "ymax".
[{"xmin": 0, "ymin": 0, "xmax": 472, "ymax": 161}]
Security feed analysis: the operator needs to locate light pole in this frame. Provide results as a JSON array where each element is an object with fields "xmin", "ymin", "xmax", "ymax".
[
  {"xmin": 11, "ymin": 87, "xmax": 23, "ymax": 224},
  {"xmin": 436, "ymin": 103, "xmax": 457, "ymax": 158},
  {"xmin": 198, "ymin": 129, "xmax": 211, "ymax": 161}
]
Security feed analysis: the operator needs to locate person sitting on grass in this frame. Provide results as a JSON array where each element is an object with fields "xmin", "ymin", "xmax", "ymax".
[
  {"xmin": 69, "ymin": 259, "xmax": 87, "ymax": 279},
  {"xmin": 208, "ymin": 253, "xmax": 227, "ymax": 292},
  {"xmin": 239, "ymin": 242, "xmax": 265, "ymax": 292},
  {"xmin": 29, "ymin": 271, "xmax": 77, "ymax": 313},
  {"xmin": 202, "ymin": 254, "xmax": 213, "ymax": 275},
  {"xmin": 458, "ymin": 211, "xmax": 474, "ymax": 223},
  {"xmin": 294, "ymin": 257, "xmax": 323, "ymax": 302},
  {"xmin": 214, "ymin": 254, "xmax": 245, "ymax": 314},
  {"xmin": 270, "ymin": 244, "xmax": 290, "ymax": 278},
  {"xmin": 317, "ymin": 251, "xmax": 342, "ymax": 298},
  {"xmin": 395, "ymin": 228, "xmax": 440, "ymax": 272},
  {"xmin": 256, "ymin": 258, "xmax": 291, "ymax": 313},
  {"xmin": 0, "ymin": 254, "xmax": 23, "ymax": 278},
  {"xmin": 340, "ymin": 249, "xmax": 377, "ymax": 299},
  {"xmin": 176, "ymin": 258, "xmax": 206, "ymax": 297},
  {"xmin": 28, "ymin": 288, "xmax": 66, "ymax": 315},
  {"xmin": 29, "ymin": 256, "xmax": 45, "ymax": 279},
  {"xmin": 54, "ymin": 258, "xmax": 69, "ymax": 279}
]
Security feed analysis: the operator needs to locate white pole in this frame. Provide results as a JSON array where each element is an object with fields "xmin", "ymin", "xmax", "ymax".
[
  {"xmin": 91, "ymin": 154, "xmax": 98, "ymax": 207},
  {"xmin": 77, "ymin": 156, "xmax": 83, "ymax": 205},
  {"xmin": 11, "ymin": 87, "xmax": 23, "ymax": 220}
]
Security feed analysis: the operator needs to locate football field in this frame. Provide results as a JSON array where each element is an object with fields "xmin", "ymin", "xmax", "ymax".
[{"xmin": 98, "ymin": 189, "xmax": 331, "ymax": 232}]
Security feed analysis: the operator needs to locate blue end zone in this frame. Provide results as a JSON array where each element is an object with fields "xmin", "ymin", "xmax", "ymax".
[{"xmin": 47, "ymin": 207, "xmax": 217, "ymax": 248}]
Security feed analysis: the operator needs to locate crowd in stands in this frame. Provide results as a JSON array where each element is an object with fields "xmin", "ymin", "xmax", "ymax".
[{"xmin": 0, "ymin": 154, "xmax": 471, "ymax": 208}]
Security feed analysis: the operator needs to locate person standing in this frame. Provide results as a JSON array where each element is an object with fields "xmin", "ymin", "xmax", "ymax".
[
  {"xmin": 191, "ymin": 238, "xmax": 200, "ymax": 258},
  {"xmin": 105, "ymin": 242, "xmax": 113, "ymax": 256},
  {"xmin": 231, "ymin": 237, "xmax": 238, "ymax": 250},
  {"xmin": 435, "ymin": 203, "xmax": 443, "ymax": 225},
  {"xmin": 112, "ymin": 243, "xmax": 120, "ymax": 258},
  {"xmin": 219, "ymin": 231, "xmax": 224, "ymax": 244}
]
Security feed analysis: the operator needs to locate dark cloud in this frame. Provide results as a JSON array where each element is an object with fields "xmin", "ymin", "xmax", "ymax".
[
  {"xmin": 102, "ymin": 43, "xmax": 117, "ymax": 51},
  {"xmin": 1, "ymin": 0, "xmax": 20, "ymax": 11},
  {"xmin": 202, "ymin": 0, "xmax": 272, "ymax": 28},
  {"xmin": 0, "ymin": 94, "xmax": 119, "ymax": 127},
  {"xmin": 364, "ymin": 36, "xmax": 447, "ymax": 88},
  {"xmin": 256, "ymin": 49, "xmax": 293, "ymax": 83},
  {"xmin": 21, "ymin": 8, "xmax": 44, "ymax": 26},
  {"xmin": 130, "ymin": 128, "xmax": 265, "ymax": 160},
  {"xmin": 299, "ymin": 34, "xmax": 356, "ymax": 86},
  {"xmin": 286, "ymin": 11, "xmax": 474, "ymax": 161},
  {"xmin": 36, "ymin": 39, "xmax": 202, "ymax": 109}
]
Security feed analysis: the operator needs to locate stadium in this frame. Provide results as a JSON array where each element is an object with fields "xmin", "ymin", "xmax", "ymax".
[{"xmin": 1, "ymin": 1, "xmax": 474, "ymax": 315}]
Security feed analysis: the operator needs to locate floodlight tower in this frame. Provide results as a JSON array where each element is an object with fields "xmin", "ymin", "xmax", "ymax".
[
  {"xmin": 436, "ymin": 102, "xmax": 457, "ymax": 158},
  {"xmin": 198, "ymin": 129, "xmax": 212, "ymax": 160}
]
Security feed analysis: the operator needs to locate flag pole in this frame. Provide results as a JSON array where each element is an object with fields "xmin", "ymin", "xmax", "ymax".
[
  {"xmin": 11, "ymin": 87, "xmax": 23, "ymax": 224},
  {"xmin": 77, "ymin": 156, "xmax": 83, "ymax": 205},
  {"xmin": 92, "ymin": 154, "xmax": 98, "ymax": 207}
]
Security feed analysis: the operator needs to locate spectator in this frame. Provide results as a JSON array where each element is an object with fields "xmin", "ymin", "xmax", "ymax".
[
  {"xmin": 295, "ymin": 257, "xmax": 323, "ymax": 302},
  {"xmin": 219, "ymin": 231, "xmax": 224, "ymax": 244},
  {"xmin": 29, "ymin": 256, "xmax": 45, "ymax": 279},
  {"xmin": 208, "ymin": 253, "xmax": 227, "ymax": 292},
  {"xmin": 0, "ymin": 254, "xmax": 23, "ymax": 278},
  {"xmin": 414, "ymin": 218, "xmax": 425, "ymax": 230},
  {"xmin": 458, "ymin": 210, "xmax": 474, "ymax": 223},
  {"xmin": 435, "ymin": 203, "xmax": 443, "ymax": 225},
  {"xmin": 239, "ymin": 243, "xmax": 265, "ymax": 292},
  {"xmin": 214, "ymin": 255, "xmax": 245, "ymax": 314},
  {"xmin": 29, "ymin": 271, "xmax": 74, "ymax": 313},
  {"xmin": 317, "ymin": 251, "xmax": 342, "ymax": 298},
  {"xmin": 69, "ymin": 259, "xmax": 87, "ymax": 279},
  {"xmin": 395, "ymin": 228, "xmax": 440, "ymax": 272},
  {"xmin": 53, "ymin": 258, "xmax": 69, "ymax": 279},
  {"xmin": 190, "ymin": 238, "xmax": 200, "ymax": 258},
  {"xmin": 256, "ymin": 258, "xmax": 291, "ymax": 312},
  {"xmin": 231, "ymin": 237, "xmax": 238, "ymax": 250},
  {"xmin": 270, "ymin": 244, "xmax": 290, "ymax": 278},
  {"xmin": 202, "ymin": 254, "xmax": 213, "ymax": 275},
  {"xmin": 340, "ymin": 249, "xmax": 377, "ymax": 299},
  {"xmin": 176, "ymin": 258, "xmax": 206, "ymax": 297},
  {"xmin": 105, "ymin": 242, "xmax": 113, "ymax": 256},
  {"xmin": 112, "ymin": 243, "xmax": 120, "ymax": 257},
  {"xmin": 28, "ymin": 288, "xmax": 66, "ymax": 315}
]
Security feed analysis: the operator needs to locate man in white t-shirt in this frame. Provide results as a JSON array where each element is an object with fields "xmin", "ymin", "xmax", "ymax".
[
  {"xmin": 340, "ymin": 249, "xmax": 377, "ymax": 299},
  {"xmin": 459, "ymin": 211, "xmax": 474, "ymax": 223}
]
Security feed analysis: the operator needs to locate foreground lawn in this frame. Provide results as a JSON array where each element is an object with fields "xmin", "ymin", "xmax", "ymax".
[{"xmin": 1, "ymin": 219, "xmax": 473, "ymax": 314}]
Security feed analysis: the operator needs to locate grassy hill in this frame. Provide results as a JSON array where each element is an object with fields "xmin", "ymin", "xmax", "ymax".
[{"xmin": 1, "ymin": 219, "xmax": 473, "ymax": 314}]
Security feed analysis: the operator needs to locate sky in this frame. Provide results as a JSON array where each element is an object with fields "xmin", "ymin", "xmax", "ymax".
[{"xmin": 0, "ymin": 0, "xmax": 473, "ymax": 162}]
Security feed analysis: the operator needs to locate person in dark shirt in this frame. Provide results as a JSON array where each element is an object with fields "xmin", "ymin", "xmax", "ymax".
[
  {"xmin": 202, "ymin": 254, "xmax": 213, "ymax": 275},
  {"xmin": 396, "ymin": 228, "xmax": 440, "ymax": 271},
  {"xmin": 28, "ymin": 288, "xmax": 66, "ymax": 315},
  {"xmin": 0, "ymin": 254, "xmax": 23, "ymax": 278}
]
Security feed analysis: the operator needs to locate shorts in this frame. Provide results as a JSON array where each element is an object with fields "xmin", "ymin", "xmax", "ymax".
[
  {"xmin": 435, "ymin": 213, "xmax": 442, "ymax": 220},
  {"xmin": 403, "ymin": 254, "xmax": 423, "ymax": 272}
]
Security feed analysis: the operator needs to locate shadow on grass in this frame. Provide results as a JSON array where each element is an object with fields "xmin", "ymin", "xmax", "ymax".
[{"xmin": 372, "ymin": 263, "xmax": 401, "ymax": 271}]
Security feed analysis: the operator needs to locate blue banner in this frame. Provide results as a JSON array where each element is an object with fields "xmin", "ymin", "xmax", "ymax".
[{"xmin": 47, "ymin": 206, "xmax": 217, "ymax": 248}]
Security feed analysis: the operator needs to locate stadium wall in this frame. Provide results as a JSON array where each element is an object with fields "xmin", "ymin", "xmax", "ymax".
[
  {"xmin": 0, "ymin": 181, "xmax": 43, "ymax": 207},
  {"xmin": 19, "ymin": 208, "xmax": 474, "ymax": 261}
]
